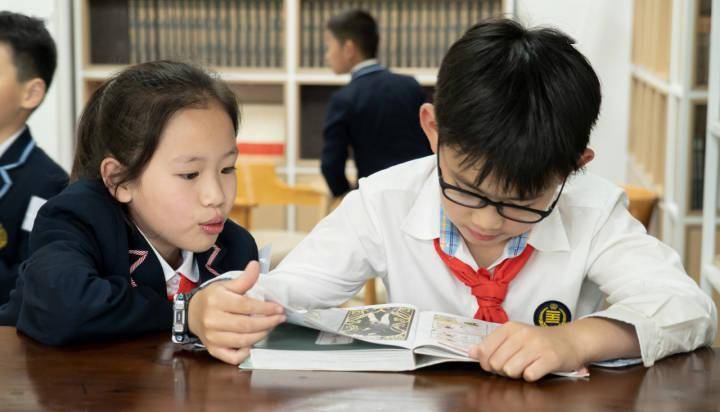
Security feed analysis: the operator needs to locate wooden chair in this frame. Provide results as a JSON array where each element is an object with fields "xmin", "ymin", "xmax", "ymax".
[
  {"xmin": 230, "ymin": 161, "xmax": 328, "ymax": 227},
  {"xmin": 229, "ymin": 161, "xmax": 329, "ymax": 269},
  {"xmin": 621, "ymin": 185, "xmax": 659, "ymax": 230},
  {"xmin": 230, "ymin": 162, "xmax": 383, "ymax": 305}
]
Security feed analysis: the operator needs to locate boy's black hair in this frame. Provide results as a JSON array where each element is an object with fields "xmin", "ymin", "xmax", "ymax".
[
  {"xmin": 71, "ymin": 61, "xmax": 239, "ymax": 186},
  {"xmin": 326, "ymin": 9, "xmax": 379, "ymax": 59},
  {"xmin": 0, "ymin": 11, "xmax": 57, "ymax": 89},
  {"xmin": 435, "ymin": 19, "xmax": 601, "ymax": 199}
]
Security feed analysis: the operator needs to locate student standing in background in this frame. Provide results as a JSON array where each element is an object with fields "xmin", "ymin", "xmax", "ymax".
[
  {"xmin": 0, "ymin": 12, "xmax": 68, "ymax": 305},
  {"xmin": 321, "ymin": 10, "xmax": 432, "ymax": 198}
]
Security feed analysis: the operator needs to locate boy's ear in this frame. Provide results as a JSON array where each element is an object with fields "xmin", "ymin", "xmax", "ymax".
[
  {"xmin": 577, "ymin": 148, "xmax": 595, "ymax": 168},
  {"xmin": 100, "ymin": 157, "xmax": 133, "ymax": 204},
  {"xmin": 342, "ymin": 39, "xmax": 357, "ymax": 59},
  {"xmin": 419, "ymin": 103, "xmax": 438, "ymax": 153},
  {"xmin": 20, "ymin": 78, "xmax": 47, "ymax": 111}
]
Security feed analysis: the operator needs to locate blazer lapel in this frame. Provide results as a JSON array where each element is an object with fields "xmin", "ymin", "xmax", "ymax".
[
  {"xmin": 126, "ymin": 228, "xmax": 167, "ymax": 295},
  {"xmin": 197, "ymin": 242, "xmax": 225, "ymax": 282}
]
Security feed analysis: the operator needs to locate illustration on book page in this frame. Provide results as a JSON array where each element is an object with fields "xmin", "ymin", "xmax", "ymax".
[{"xmin": 339, "ymin": 306, "xmax": 415, "ymax": 341}]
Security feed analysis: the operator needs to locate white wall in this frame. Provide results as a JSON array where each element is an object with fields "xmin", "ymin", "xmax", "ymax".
[
  {"xmin": 0, "ymin": 0, "xmax": 74, "ymax": 171},
  {"xmin": 515, "ymin": 0, "xmax": 633, "ymax": 184}
]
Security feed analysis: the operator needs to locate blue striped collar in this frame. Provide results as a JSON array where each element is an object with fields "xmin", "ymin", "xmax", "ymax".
[
  {"xmin": 0, "ymin": 127, "xmax": 35, "ymax": 200},
  {"xmin": 351, "ymin": 62, "xmax": 385, "ymax": 81}
]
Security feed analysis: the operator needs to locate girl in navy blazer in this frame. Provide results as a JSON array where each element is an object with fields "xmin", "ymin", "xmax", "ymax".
[{"xmin": 0, "ymin": 61, "xmax": 285, "ymax": 346}]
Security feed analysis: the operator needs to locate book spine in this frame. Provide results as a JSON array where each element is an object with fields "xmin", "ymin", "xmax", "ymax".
[
  {"xmin": 248, "ymin": 0, "xmax": 256, "ymax": 67},
  {"xmin": 129, "ymin": 0, "xmax": 138, "ymax": 63},
  {"xmin": 278, "ymin": 0, "xmax": 284, "ymax": 67},
  {"xmin": 222, "ymin": 0, "xmax": 230, "ymax": 67},
  {"xmin": 299, "ymin": 0, "xmax": 317, "ymax": 67},
  {"xmin": 137, "ymin": 0, "xmax": 146, "ymax": 62},
  {"xmin": 148, "ymin": 0, "xmax": 157, "ymax": 61},
  {"xmin": 157, "ymin": 0, "xmax": 165, "ymax": 60},
  {"xmin": 408, "ymin": 0, "xmax": 414, "ymax": 67},
  {"xmin": 230, "ymin": 0, "xmax": 237, "ymax": 67},
  {"xmin": 316, "ymin": 0, "xmax": 323, "ymax": 68},
  {"xmin": 179, "ymin": 0, "xmax": 187, "ymax": 62},
  {"xmin": 238, "ymin": 0, "xmax": 245, "ymax": 67}
]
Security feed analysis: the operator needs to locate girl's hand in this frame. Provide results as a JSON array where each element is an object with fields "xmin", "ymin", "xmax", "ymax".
[
  {"xmin": 187, "ymin": 261, "xmax": 286, "ymax": 364},
  {"xmin": 469, "ymin": 321, "xmax": 586, "ymax": 382}
]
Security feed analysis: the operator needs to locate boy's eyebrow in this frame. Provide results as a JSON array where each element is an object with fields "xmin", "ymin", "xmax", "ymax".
[{"xmin": 449, "ymin": 170, "xmax": 538, "ymax": 202}]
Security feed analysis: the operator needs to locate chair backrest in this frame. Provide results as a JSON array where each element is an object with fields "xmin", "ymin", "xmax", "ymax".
[
  {"xmin": 621, "ymin": 185, "xmax": 659, "ymax": 230},
  {"xmin": 230, "ymin": 161, "xmax": 328, "ymax": 229}
]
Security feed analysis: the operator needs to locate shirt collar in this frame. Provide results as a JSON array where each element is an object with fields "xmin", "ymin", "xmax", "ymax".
[
  {"xmin": 401, "ymin": 161, "xmax": 570, "ymax": 253},
  {"xmin": 136, "ymin": 226, "xmax": 199, "ymax": 283},
  {"xmin": 351, "ymin": 59, "xmax": 379, "ymax": 74},
  {"xmin": 438, "ymin": 206, "xmax": 530, "ymax": 270},
  {"xmin": 0, "ymin": 126, "xmax": 28, "ymax": 160}
]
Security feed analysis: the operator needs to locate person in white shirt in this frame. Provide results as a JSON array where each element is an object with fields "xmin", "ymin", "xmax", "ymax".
[{"xmin": 186, "ymin": 19, "xmax": 717, "ymax": 380}]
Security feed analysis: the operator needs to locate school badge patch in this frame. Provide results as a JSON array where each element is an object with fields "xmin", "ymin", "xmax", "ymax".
[
  {"xmin": 0, "ymin": 224, "xmax": 6, "ymax": 250},
  {"xmin": 533, "ymin": 300, "xmax": 571, "ymax": 327}
]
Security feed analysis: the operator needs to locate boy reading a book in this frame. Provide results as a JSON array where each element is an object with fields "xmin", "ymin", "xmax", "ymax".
[{"xmin": 185, "ymin": 19, "xmax": 716, "ymax": 381}]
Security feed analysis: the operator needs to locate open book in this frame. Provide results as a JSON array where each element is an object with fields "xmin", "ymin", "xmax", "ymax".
[{"xmin": 240, "ymin": 303, "xmax": 505, "ymax": 372}]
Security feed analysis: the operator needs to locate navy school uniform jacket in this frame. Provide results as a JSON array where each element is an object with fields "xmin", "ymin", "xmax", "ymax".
[
  {"xmin": 0, "ymin": 178, "xmax": 258, "ymax": 345},
  {"xmin": 0, "ymin": 128, "xmax": 67, "ymax": 305},
  {"xmin": 321, "ymin": 63, "xmax": 433, "ymax": 197}
]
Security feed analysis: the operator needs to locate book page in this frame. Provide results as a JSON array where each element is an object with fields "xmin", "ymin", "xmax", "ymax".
[
  {"xmin": 413, "ymin": 311, "xmax": 501, "ymax": 356},
  {"xmin": 285, "ymin": 304, "xmax": 420, "ymax": 349}
]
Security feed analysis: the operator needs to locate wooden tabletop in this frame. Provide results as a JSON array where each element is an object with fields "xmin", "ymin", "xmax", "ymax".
[{"xmin": 1, "ymin": 327, "xmax": 717, "ymax": 411}]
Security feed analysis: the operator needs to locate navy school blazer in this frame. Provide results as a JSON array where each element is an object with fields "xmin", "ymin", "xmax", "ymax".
[
  {"xmin": 0, "ymin": 178, "xmax": 258, "ymax": 345},
  {"xmin": 0, "ymin": 128, "xmax": 67, "ymax": 305},
  {"xmin": 321, "ymin": 63, "xmax": 432, "ymax": 197}
]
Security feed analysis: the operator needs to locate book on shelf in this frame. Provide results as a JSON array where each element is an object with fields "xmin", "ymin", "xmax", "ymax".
[
  {"xmin": 98, "ymin": 0, "xmax": 506, "ymax": 69},
  {"xmin": 240, "ymin": 303, "xmax": 501, "ymax": 372}
]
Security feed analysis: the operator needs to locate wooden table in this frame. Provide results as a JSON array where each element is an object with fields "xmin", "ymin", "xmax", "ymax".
[{"xmin": 1, "ymin": 327, "xmax": 717, "ymax": 411}]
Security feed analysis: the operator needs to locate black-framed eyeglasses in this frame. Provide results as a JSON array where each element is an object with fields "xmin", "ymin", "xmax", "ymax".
[{"xmin": 436, "ymin": 151, "xmax": 566, "ymax": 224}]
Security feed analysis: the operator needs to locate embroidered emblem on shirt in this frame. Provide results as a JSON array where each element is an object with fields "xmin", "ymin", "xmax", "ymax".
[
  {"xmin": 534, "ymin": 300, "xmax": 571, "ymax": 327},
  {"xmin": 0, "ymin": 223, "xmax": 6, "ymax": 250}
]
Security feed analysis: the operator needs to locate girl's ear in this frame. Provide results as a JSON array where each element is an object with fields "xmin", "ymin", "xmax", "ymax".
[
  {"xmin": 419, "ymin": 103, "xmax": 438, "ymax": 153},
  {"xmin": 100, "ymin": 157, "xmax": 132, "ymax": 204}
]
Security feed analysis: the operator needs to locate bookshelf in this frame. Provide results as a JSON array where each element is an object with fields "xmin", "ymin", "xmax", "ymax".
[
  {"xmin": 626, "ymin": 0, "xmax": 715, "ymax": 279},
  {"xmin": 73, "ymin": 0, "xmax": 513, "ymax": 231}
]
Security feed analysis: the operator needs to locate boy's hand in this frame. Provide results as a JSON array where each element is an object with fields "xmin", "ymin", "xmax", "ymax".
[
  {"xmin": 469, "ymin": 321, "xmax": 586, "ymax": 382},
  {"xmin": 187, "ymin": 261, "xmax": 286, "ymax": 365}
]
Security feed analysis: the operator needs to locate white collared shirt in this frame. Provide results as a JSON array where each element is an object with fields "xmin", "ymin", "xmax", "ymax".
[
  {"xmin": 136, "ymin": 227, "xmax": 199, "ymax": 296},
  {"xmin": 350, "ymin": 59, "xmax": 379, "ymax": 75},
  {"xmin": 253, "ymin": 155, "xmax": 717, "ymax": 367},
  {"xmin": 0, "ymin": 126, "xmax": 27, "ymax": 159}
]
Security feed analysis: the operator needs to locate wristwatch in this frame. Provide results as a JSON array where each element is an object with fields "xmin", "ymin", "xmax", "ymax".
[
  {"xmin": 171, "ymin": 274, "xmax": 241, "ymax": 345},
  {"xmin": 172, "ymin": 290, "xmax": 199, "ymax": 344}
]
